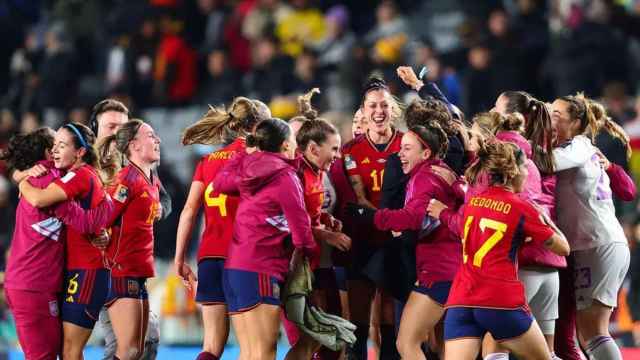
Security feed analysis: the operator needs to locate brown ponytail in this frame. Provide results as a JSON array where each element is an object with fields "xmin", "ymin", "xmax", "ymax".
[
  {"xmin": 587, "ymin": 98, "xmax": 632, "ymax": 160},
  {"xmin": 96, "ymin": 119, "xmax": 145, "ymax": 185},
  {"xmin": 465, "ymin": 141, "xmax": 523, "ymax": 187},
  {"xmin": 498, "ymin": 112, "xmax": 525, "ymax": 133},
  {"xmin": 558, "ymin": 93, "xmax": 599, "ymax": 142},
  {"xmin": 500, "ymin": 91, "xmax": 555, "ymax": 174},
  {"xmin": 182, "ymin": 97, "xmax": 259, "ymax": 145},
  {"xmin": 290, "ymin": 88, "xmax": 339, "ymax": 152}
]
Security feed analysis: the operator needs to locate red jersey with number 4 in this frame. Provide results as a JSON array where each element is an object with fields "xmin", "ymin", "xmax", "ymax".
[
  {"xmin": 342, "ymin": 130, "xmax": 402, "ymax": 207},
  {"xmin": 54, "ymin": 164, "xmax": 106, "ymax": 270},
  {"xmin": 106, "ymin": 164, "xmax": 161, "ymax": 277},
  {"xmin": 194, "ymin": 138, "xmax": 245, "ymax": 261},
  {"xmin": 446, "ymin": 187, "xmax": 555, "ymax": 310}
]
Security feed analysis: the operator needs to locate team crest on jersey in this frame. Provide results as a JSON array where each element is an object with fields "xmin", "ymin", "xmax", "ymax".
[
  {"xmin": 60, "ymin": 171, "xmax": 76, "ymax": 183},
  {"xmin": 141, "ymin": 191, "xmax": 148, "ymax": 198},
  {"xmin": 344, "ymin": 155, "xmax": 356, "ymax": 170},
  {"xmin": 128, "ymin": 280, "xmax": 140, "ymax": 296},
  {"xmin": 49, "ymin": 300, "xmax": 59, "ymax": 317},
  {"xmin": 114, "ymin": 184, "xmax": 128, "ymax": 203},
  {"xmin": 362, "ymin": 157, "xmax": 371, "ymax": 164}
]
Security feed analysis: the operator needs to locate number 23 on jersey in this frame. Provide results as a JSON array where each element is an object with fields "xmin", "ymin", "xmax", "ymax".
[{"xmin": 462, "ymin": 216, "xmax": 508, "ymax": 267}]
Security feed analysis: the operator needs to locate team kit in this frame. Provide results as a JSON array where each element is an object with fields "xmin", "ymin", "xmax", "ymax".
[{"xmin": 1, "ymin": 66, "xmax": 632, "ymax": 360}]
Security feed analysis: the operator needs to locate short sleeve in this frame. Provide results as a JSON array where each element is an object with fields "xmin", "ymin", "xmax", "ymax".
[
  {"xmin": 521, "ymin": 202, "xmax": 555, "ymax": 246},
  {"xmin": 193, "ymin": 159, "xmax": 205, "ymax": 183},
  {"xmin": 54, "ymin": 168, "xmax": 88, "ymax": 200}
]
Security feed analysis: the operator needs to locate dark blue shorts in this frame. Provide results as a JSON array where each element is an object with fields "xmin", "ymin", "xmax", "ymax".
[
  {"xmin": 61, "ymin": 269, "xmax": 111, "ymax": 329},
  {"xmin": 444, "ymin": 307, "xmax": 533, "ymax": 341},
  {"xmin": 105, "ymin": 276, "xmax": 148, "ymax": 306},
  {"xmin": 223, "ymin": 269, "xmax": 282, "ymax": 314},
  {"xmin": 413, "ymin": 281, "xmax": 452, "ymax": 306},
  {"xmin": 196, "ymin": 258, "xmax": 226, "ymax": 304},
  {"xmin": 334, "ymin": 266, "xmax": 347, "ymax": 291}
]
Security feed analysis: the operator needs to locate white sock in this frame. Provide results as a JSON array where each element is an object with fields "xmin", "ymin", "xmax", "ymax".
[
  {"xmin": 551, "ymin": 352, "xmax": 563, "ymax": 360},
  {"xmin": 585, "ymin": 335, "xmax": 623, "ymax": 360},
  {"xmin": 484, "ymin": 353, "xmax": 509, "ymax": 360}
]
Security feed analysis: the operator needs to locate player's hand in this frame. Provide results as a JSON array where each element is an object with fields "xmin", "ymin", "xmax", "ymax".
[
  {"xmin": 323, "ymin": 214, "xmax": 342, "ymax": 232},
  {"xmin": 391, "ymin": 231, "xmax": 402, "ymax": 237},
  {"xmin": 26, "ymin": 164, "xmax": 48, "ymax": 178},
  {"xmin": 396, "ymin": 66, "xmax": 423, "ymax": 91},
  {"xmin": 176, "ymin": 261, "xmax": 198, "ymax": 291},
  {"xmin": 431, "ymin": 165, "xmax": 456, "ymax": 186},
  {"xmin": 426, "ymin": 199, "xmax": 448, "ymax": 219},
  {"xmin": 90, "ymin": 229, "xmax": 110, "ymax": 250},
  {"xmin": 595, "ymin": 149, "xmax": 611, "ymax": 170},
  {"xmin": 323, "ymin": 231, "xmax": 351, "ymax": 252}
]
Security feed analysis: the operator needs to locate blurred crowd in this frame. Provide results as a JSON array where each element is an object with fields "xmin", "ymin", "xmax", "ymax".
[{"xmin": 4, "ymin": 0, "xmax": 640, "ymax": 348}]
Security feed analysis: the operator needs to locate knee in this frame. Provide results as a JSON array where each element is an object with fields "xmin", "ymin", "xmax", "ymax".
[{"xmin": 395, "ymin": 335, "xmax": 414, "ymax": 356}]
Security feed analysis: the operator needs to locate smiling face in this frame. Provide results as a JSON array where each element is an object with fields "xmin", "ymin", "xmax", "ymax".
[
  {"xmin": 313, "ymin": 133, "xmax": 341, "ymax": 172},
  {"xmin": 398, "ymin": 132, "xmax": 430, "ymax": 174},
  {"xmin": 129, "ymin": 123, "xmax": 161, "ymax": 164},
  {"xmin": 352, "ymin": 108, "xmax": 367, "ymax": 137},
  {"xmin": 362, "ymin": 89, "xmax": 391, "ymax": 134},
  {"xmin": 551, "ymin": 99, "xmax": 580, "ymax": 144},
  {"xmin": 52, "ymin": 128, "xmax": 86, "ymax": 170}
]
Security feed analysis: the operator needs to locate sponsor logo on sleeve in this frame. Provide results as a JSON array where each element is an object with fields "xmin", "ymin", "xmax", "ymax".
[{"xmin": 114, "ymin": 184, "xmax": 129, "ymax": 203}]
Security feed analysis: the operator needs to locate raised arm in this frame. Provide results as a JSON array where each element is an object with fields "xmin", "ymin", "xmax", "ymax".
[{"xmin": 553, "ymin": 136, "xmax": 594, "ymax": 172}]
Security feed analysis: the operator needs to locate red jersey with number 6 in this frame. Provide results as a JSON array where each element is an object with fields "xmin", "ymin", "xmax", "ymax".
[
  {"xmin": 106, "ymin": 163, "xmax": 161, "ymax": 277},
  {"xmin": 446, "ymin": 186, "xmax": 555, "ymax": 310},
  {"xmin": 194, "ymin": 138, "xmax": 245, "ymax": 261},
  {"xmin": 342, "ymin": 130, "xmax": 402, "ymax": 207},
  {"xmin": 54, "ymin": 164, "xmax": 106, "ymax": 270}
]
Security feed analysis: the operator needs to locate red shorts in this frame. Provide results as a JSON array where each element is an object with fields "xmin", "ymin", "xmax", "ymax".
[{"xmin": 5, "ymin": 288, "xmax": 62, "ymax": 360}]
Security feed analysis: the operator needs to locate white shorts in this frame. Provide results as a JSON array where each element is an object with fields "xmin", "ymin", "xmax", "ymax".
[
  {"xmin": 519, "ymin": 267, "xmax": 559, "ymax": 335},
  {"xmin": 573, "ymin": 243, "xmax": 630, "ymax": 311}
]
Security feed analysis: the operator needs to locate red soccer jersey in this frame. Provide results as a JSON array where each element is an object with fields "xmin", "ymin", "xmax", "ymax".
[
  {"xmin": 106, "ymin": 164, "xmax": 161, "ymax": 277},
  {"xmin": 194, "ymin": 138, "xmax": 244, "ymax": 261},
  {"xmin": 54, "ymin": 164, "xmax": 106, "ymax": 270},
  {"xmin": 446, "ymin": 187, "xmax": 555, "ymax": 310},
  {"xmin": 342, "ymin": 130, "xmax": 402, "ymax": 207},
  {"xmin": 299, "ymin": 157, "xmax": 324, "ymax": 227}
]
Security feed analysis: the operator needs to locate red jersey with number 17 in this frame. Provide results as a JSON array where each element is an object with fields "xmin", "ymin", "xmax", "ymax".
[
  {"xmin": 342, "ymin": 130, "xmax": 402, "ymax": 207},
  {"xmin": 106, "ymin": 163, "xmax": 161, "ymax": 277},
  {"xmin": 54, "ymin": 164, "xmax": 106, "ymax": 270},
  {"xmin": 194, "ymin": 138, "xmax": 245, "ymax": 261},
  {"xmin": 446, "ymin": 187, "xmax": 555, "ymax": 310}
]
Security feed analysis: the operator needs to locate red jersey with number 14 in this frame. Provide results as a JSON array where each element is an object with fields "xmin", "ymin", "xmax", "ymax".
[
  {"xmin": 446, "ymin": 187, "xmax": 555, "ymax": 310},
  {"xmin": 342, "ymin": 130, "xmax": 402, "ymax": 207},
  {"xmin": 106, "ymin": 164, "xmax": 161, "ymax": 277},
  {"xmin": 54, "ymin": 164, "xmax": 106, "ymax": 270},
  {"xmin": 194, "ymin": 138, "xmax": 245, "ymax": 261}
]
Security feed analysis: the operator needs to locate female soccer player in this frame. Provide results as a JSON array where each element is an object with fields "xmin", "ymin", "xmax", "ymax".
[
  {"xmin": 175, "ymin": 97, "xmax": 268, "ymax": 360},
  {"xmin": 441, "ymin": 141, "xmax": 569, "ymax": 360},
  {"xmin": 17, "ymin": 123, "xmax": 109, "ymax": 360},
  {"xmin": 97, "ymin": 120, "xmax": 162, "ymax": 360},
  {"xmin": 341, "ymin": 77, "xmax": 403, "ymax": 359},
  {"xmin": 4, "ymin": 128, "xmax": 113, "ymax": 360},
  {"xmin": 214, "ymin": 118, "xmax": 317, "ymax": 360},
  {"xmin": 348, "ymin": 119, "xmax": 463, "ymax": 360},
  {"xmin": 551, "ymin": 94, "xmax": 630, "ymax": 360},
  {"xmin": 284, "ymin": 90, "xmax": 351, "ymax": 360}
]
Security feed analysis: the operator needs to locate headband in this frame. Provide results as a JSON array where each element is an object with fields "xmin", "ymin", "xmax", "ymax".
[
  {"xmin": 408, "ymin": 130, "xmax": 431, "ymax": 151},
  {"xmin": 64, "ymin": 123, "xmax": 89, "ymax": 149}
]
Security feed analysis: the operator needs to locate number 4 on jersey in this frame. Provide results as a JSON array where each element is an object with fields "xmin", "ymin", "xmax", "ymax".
[{"xmin": 205, "ymin": 183, "xmax": 228, "ymax": 216}]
